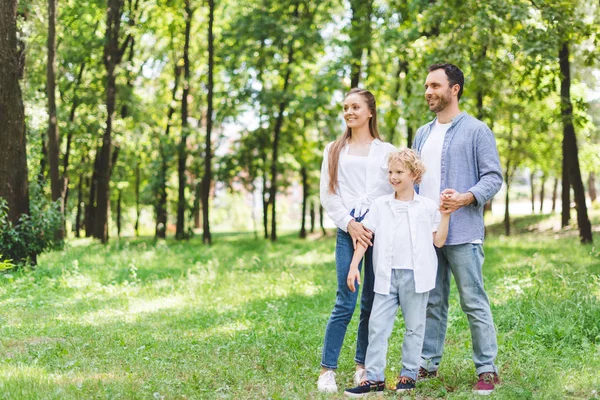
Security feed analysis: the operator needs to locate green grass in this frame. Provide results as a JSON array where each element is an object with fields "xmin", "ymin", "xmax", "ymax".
[{"xmin": 1, "ymin": 215, "xmax": 599, "ymax": 399}]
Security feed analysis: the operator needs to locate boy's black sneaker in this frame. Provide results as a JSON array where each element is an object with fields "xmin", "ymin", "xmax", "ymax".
[
  {"xmin": 417, "ymin": 367, "xmax": 437, "ymax": 381},
  {"xmin": 395, "ymin": 376, "xmax": 416, "ymax": 392},
  {"xmin": 344, "ymin": 380, "xmax": 385, "ymax": 398}
]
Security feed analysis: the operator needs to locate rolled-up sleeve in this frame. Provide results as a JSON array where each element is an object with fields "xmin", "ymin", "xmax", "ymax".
[
  {"xmin": 468, "ymin": 127, "xmax": 503, "ymax": 206},
  {"xmin": 320, "ymin": 144, "xmax": 353, "ymax": 232}
]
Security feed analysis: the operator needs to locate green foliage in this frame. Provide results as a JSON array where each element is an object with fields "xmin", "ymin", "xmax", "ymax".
[{"xmin": 0, "ymin": 185, "xmax": 64, "ymax": 265}]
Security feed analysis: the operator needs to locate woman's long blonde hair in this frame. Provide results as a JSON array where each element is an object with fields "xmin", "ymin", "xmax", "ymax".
[{"xmin": 328, "ymin": 88, "xmax": 381, "ymax": 194}]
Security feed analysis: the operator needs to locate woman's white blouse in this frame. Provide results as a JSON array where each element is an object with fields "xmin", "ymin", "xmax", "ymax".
[{"xmin": 320, "ymin": 139, "xmax": 396, "ymax": 232}]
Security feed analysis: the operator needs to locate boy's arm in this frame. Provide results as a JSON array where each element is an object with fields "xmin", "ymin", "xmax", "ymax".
[
  {"xmin": 433, "ymin": 212, "xmax": 451, "ymax": 248},
  {"xmin": 347, "ymin": 242, "xmax": 368, "ymax": 293}
]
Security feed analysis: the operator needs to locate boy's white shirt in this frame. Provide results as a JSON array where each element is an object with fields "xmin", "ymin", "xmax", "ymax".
[
  {"xmin": 362, "ymin": 192, "xmax": 441, "ymax": 294},
  {"xmin": 320, "ymin": 139, "xmax": 396, "ymax": 232}
]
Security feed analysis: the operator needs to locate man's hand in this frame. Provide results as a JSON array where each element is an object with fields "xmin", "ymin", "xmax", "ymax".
[
  {"xmin": 440, "ymin": 189, "xmax": 475, "ymax": 212},
  {"xmin": 347, "ymin": 220, "xmax": 373, "ymax": 249},
  {"xmin": 347, "ymin": 266, "xmax": 361, "ymax": 292}
]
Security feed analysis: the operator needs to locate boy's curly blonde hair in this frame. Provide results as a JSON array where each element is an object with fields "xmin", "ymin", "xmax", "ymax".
[{"xmin": 388, "ymin": 148, "xmax": 426, "ymax": 185}]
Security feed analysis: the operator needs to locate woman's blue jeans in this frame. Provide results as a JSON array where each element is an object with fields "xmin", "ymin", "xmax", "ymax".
[{"xmin": 321, "ymin": 228, "xmax": 375, "ymax": 369}]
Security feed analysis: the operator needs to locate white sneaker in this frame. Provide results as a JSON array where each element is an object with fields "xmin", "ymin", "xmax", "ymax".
[
  {"xmin": 317, "ymin": 370, "xmax": 338, "ymax": 393},
  {"xmin": 353, "ymin": 367, "xmax": 367, "ymax": 386}
]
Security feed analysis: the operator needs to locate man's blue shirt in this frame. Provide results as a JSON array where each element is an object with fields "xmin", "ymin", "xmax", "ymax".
[{"xmin": 413, "ymin": 112, "xmax": 503, "ymax": 245}]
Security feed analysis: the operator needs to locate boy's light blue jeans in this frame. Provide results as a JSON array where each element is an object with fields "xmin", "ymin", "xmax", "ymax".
[
  {"xmin": 366, "ymin": 269, "xmax": 428, "ymax": 382},
  {"xmin": 321, "ymin": 229, "xmax": 375, "ymax": 369},
  {"xmin": 421, "ymin": 244, "xmax": 498, "ymax": 375}
]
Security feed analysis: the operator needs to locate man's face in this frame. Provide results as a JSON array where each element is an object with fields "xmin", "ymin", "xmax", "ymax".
[{"xmin": 424, "ymin": 69, "xmax": 456, "ymax": 114}]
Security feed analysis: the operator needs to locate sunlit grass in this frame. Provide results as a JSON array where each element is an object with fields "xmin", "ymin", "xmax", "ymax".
[{"xmin": 0, "ymin": 216, "xmax": 599, "ymax": 399}]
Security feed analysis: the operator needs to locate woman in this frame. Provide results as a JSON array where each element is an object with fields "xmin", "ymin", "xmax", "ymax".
[{"xmin": 317, "ymin": 88, "xmax": 396, "ymax": 393}]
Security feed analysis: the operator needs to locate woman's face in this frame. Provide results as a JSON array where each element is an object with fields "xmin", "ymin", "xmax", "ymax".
[{"xmin": 343, "ymin": 93, "xmax": 372, "ymax": 131}]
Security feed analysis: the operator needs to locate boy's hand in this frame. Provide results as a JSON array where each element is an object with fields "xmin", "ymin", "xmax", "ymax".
[
  {"xmin": 347, "ymin": 267, "xmax": 361, "ymax": 292},
  {"xmin": 440, "ymin": 189, "xmax": 474, "ymax": 212}
]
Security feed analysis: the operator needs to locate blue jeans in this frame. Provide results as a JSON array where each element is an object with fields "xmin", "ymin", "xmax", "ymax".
[
  {"xmin": 421, "ymin": 244, "xmax": 498, "ymax": 375},
  {"xmin": 321, "ymin": 229, "xmax": 375, "ymax": 369},
  {"xmin": 366, "ymin": 269, "xmax": 429, "ymax": 382}
]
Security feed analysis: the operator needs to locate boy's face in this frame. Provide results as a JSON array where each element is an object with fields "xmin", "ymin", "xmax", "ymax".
[{"xmin": 388, "ymin": 160, "xmax": 415, "ymax": 193}]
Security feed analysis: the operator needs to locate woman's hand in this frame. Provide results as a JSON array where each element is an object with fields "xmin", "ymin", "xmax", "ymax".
[
  {"xmin": 347, "ymin": 220, "xmax": 373, "ymax": 249},
  {"xmin": 347, "ymin": 266, "xmax": 361, "ymax": 292}
]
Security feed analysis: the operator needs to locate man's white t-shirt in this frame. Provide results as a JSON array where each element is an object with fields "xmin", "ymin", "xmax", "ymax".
[{"xmin": 419, "ymin": 121, "xmax": 452, "ymax": 206}]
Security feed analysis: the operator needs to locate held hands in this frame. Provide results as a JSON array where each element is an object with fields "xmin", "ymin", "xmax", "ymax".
[
  {"xmin": 347, "ymin": 265, "xmax": 361, "ymax": 292},
  {"xmin": 439, "ymin": 189, "xmax": 475, "ymax": 213},
  {"xmin": 347, "ymin": 220, "xmax": 373, "ymax": 249}
]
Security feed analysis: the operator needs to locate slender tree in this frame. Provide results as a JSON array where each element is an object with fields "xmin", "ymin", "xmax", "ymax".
[
  {"xmin": 176, "ymin": 0, "xmax": 193, "ymax": 240},
  {"xmin": 0, "ymin": 0, "xmax": 29, "ymax": 225},
  {"xmin": 558, "ymin": 42, "xmax": 592, "ymax": 243},
  {"xmin": 201, "ymin": 0, "xmax": 215, "ymax": 244},
  {"xmin": 92, "ymin": 0, "xmax": 132, "ymax": 242},
  {"xmin": 46, "ymin": 0, "xmax": 65, "ymax": 239}
]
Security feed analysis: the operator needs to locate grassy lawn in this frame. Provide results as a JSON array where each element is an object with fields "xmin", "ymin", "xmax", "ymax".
[{"xmin": 1, "ymin": 214, "xmax": 599, "ymax": 399}]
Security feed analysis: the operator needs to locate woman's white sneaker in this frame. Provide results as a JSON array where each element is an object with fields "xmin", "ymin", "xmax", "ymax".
[
  {"xmin": 317, "ymin": 370, "xmax": 338, "ymax": 393},
  {"xmin": 352, "ymin": 368, "xmax": 367, "ymax": 386}
]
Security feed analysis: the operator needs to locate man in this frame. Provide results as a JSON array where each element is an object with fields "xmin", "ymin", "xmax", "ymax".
[{"xmin": 412, "ymin": 63, "xmax": 503, "ymax": 395}]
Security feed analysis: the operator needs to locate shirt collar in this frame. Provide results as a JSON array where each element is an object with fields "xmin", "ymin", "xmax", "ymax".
[
  {"xmin": 429, "ymin": 111, "xmax": 467, "ymax": 128},
  {"xmin": 384, "ymin": 191, "xmax": 422, "ymax": 204}
]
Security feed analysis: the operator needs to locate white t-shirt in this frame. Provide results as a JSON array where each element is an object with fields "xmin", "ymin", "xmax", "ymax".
[
  {"xmin": 390, "ymin": 199, "xmax": 413, "ymax": 270},
  {"xmin": 339, "ymin": 155, "xmax": 368, "ymax": 218},
  {"xmin": 419, "ymin": 121, "xmax": 452, "ymax": 206}
]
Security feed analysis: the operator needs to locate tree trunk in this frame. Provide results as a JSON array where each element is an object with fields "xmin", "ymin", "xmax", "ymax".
[
  {"xmin": 269, "ymin": 7, "xmax": 298, "ymax": 242},
  {"xmin": 93, "ymin": 0, "xmax": 128, "ymax": 243},
  {"xmin": 194, "ymin": 179, "xmax": 202, "ymax": 229},
  {"xmin": 310, "ymin": 199, "xmax": 315, "ymax": 233},
  {"xmin": 300, "ymin": 166, "xmax": 308, "ymax": 238},
  {"xmin": 319, "ymin": 204, "xmax": 326, "ymax": 235},
  {"xmin": 559, "ymin": 42, "xmax": 592, "ymax": 243},
  {"xmin": 349, "ymin": 0, "xmax": 372, "ymax": 87},
  {"xmin": 201, "ymin": 0, "xmax": 214, "ymax": 245},
  {"xmin": 529, "ymin": 170, "xmax": 535, "ymax": 214},
  {"xmin": 551, "ymin": 176, "xmax": 558, "ymax": 212},
  {"xmin": 62, "ymin": 61, "xmax": 87, "ymax": 222},
  {"xmin": 75, "ymin": 172, "xmax": 84, "ymax": 238},
  {"xmin": 116, "ymin": 189, "xmax": 122, "ymax": 237},
  {"xmin": 0, "ymin": 0, "xmax": 29, "ymax": 225},
  {"xmin": 86, "ymin": 158, "xmax": 98, "ymax": 237},
  {"xmin": 588, "ymin": 172, "xmax": 597, "ymax": 203},
  {"xmin": 134, "ymin": 162, "xmax": 140, "ymax": 236},
  {"xmin": 46, "ymin": 0, "xmax": 65, "ymax": 239},
  {"xmin": 539, "ymin": 174, "xmax": 546, "ymax": 213},
  {"xmin": 504, "ymin": 162, "xmax": 511, "ymax": 236},
  {"xmin": 156, "ymin": 63, "xmax": 183, "ymax": 239},
  {"xmin": 39, "ymin": 135, "xmax": 48, "ymax": 185},
  {"xmin": 176, "ymin": 0, "xmax": 193, "ymax": 240}
]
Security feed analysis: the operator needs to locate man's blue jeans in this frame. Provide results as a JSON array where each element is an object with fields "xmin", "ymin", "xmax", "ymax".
[
  {"xmin": 421, "ymin": 244, "xmax": 498, "ymax": 375},
  {"xmin": 321, "ymin": 229, "xmax": 375, "ymax": 369},
  {"xmin": 366, "ymin": 269, "xmax": 428, "ymax": 382}
]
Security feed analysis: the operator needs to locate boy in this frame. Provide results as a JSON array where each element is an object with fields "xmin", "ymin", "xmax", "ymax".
[{"xmin": 343, "ymin": 149, "xmax": 451, "ymax": 397}]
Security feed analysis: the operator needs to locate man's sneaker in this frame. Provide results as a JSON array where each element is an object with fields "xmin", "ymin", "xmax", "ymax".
[
  {"xmin": 473, "ymin": 372, "xmax": 500, "ymax": 395},
  {"xmin": 395, "ymin": 376, "xmax": 416, "ymax": 393},
  {"xmin": 317, "ymin": 370, "xmax": 338, "ymax": 393},
  {"xmin": 344, "ymin": 380, "xmax": 385, "ymax": 398},
  {"xmin": 417, "ymin": 367, "xmax": 438, "ymax": 381},
  {"xmin": 353, "ymin": 367, "xmax": 367, "ymax": 386}
]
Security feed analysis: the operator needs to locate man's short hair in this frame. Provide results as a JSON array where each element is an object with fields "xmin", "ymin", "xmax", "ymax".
[{"xmin": 428, "ymin": 63, "xmax": 464, "ymax": 100}]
